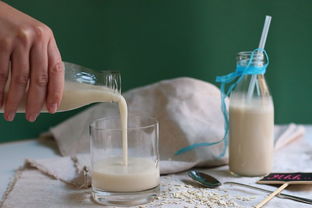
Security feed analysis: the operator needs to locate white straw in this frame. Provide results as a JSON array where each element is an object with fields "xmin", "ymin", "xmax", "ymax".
[
  {"xmin": 258, "ymin": 16, "xmax": 272, "ymax": 49},
  {"xmin": 247, "ymin": 16, "xmax": 272, "ymax": 99}
]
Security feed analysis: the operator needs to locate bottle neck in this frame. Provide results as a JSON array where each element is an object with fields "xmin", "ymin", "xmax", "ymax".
[
  {"xmin": 64, "ymin": 62, "xmax": 121, "ymax": 93},
  {"xmin": 232, "ymin": 51, "xmax": 270, "ymax": 98}
]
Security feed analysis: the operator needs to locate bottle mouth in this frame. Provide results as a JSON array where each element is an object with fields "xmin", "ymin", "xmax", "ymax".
[
  {"xmin": 236, "ymin": 51, "xmax": 265, "ymax": 66},
  {"xmin": 237, "ymin": 51, "xmax": 264, "ymax": 60},
  {"xmin": 103, "ymin": 71, "xmax": 121, "ymax": 93}
]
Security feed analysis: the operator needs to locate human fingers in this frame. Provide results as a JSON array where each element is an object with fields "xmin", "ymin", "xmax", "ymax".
[
  {"xmin": 4, "ymin": 44, "xmax": 30, "ymax": 121},
  {"xmin": 0, "ymin": 38, "xmax": 11, "ymax": 108},
  {"xmin": 25, "ymin": 26, "xmax": 50, "ymax": 122},
  {"xmin": 46, "ymin": 36, "xmax": 64, "ymax": 114}
]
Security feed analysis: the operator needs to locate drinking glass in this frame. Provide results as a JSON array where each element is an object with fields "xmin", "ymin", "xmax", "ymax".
[{"xmin": 90, "ymin": 115, "xmax": 160, "ymax": 206}]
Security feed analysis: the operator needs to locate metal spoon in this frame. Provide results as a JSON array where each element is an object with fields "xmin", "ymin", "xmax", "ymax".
[{"xmin": 187, "ymin": 170, "xmax": 312, "ymax": 205}]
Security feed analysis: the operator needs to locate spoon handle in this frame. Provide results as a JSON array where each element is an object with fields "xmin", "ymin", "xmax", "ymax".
[{"xmin": 224, "ymin": 182, "xmax": 312, "ymax": 205}]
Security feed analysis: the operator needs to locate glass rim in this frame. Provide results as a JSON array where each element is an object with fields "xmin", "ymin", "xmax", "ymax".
[{"xmin": 90, "ymin": 114, "xmax": 159, "ymax": 131}]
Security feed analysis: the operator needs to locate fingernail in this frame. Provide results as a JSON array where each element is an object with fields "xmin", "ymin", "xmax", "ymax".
[
  {"xmin": 6, "ymin": 112, "xmax": 15, "ymax": 121},
  {"xmin": 27, "ymin": 114, "xmax": 38, "ymax": 122},
  {"xmin": 49, "ymin": 103, "xmax": 58, "ymax": 114},
  {"xmin": 28, "ymin": 114, "xmax": 37, "ymax": 122}
]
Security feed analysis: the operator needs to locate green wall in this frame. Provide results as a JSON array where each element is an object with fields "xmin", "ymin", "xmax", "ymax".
[{"xmin": 1, "ymin": 0, "xmax": 312, "ymax": 142}]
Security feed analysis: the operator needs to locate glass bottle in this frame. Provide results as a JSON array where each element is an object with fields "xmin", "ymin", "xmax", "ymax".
[
  {"xmin": 229, "ymin": 51, "xmax": 274, "ymax": 176},
  {"xmin": 58, "ymin": 62, "xmax": 122, "ymax": 112},
  {"xmin": 6, "ymin": 62, "xmax": 122, "ymax": 112}
]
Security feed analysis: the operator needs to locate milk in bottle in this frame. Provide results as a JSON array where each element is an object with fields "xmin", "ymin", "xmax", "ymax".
[{"xmin": 229, "ymin": 51, "xmax": 274, "ymax": 177}]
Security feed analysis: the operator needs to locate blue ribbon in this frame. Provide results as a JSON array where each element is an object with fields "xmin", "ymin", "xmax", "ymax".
[{"xmin": 174, "ymin": 48, "xmax": 269, "ymax": 157}]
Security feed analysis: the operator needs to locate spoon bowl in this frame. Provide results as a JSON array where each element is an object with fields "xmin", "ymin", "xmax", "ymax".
[{"xmin": 187, "ymin": 170, "xmax": 221, "ymax": 188}]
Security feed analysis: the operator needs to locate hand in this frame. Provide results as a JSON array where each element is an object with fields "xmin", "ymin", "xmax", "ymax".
[{"xmin": 0, "ymin": 1, "xmax": 64, "ymax": 122}]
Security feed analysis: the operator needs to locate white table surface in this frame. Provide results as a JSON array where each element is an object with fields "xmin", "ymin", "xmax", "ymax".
[
  {"xmin": 1, "ymin": 126, "xmax": 312, "ymax": 207},
  {"xmin": 0, "ymin": 138, "xmax": 59, "ymax": 197}
]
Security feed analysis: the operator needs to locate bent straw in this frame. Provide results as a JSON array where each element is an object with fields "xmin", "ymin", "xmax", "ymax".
[{"xmin": 247, "ymin": 16, "xmax": 272, "ymax": 99}]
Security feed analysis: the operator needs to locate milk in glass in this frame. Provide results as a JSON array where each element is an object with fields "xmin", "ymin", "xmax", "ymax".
[{"xmin": 93, "ymin": 157, "xmax": 160, "ymax": 192}]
